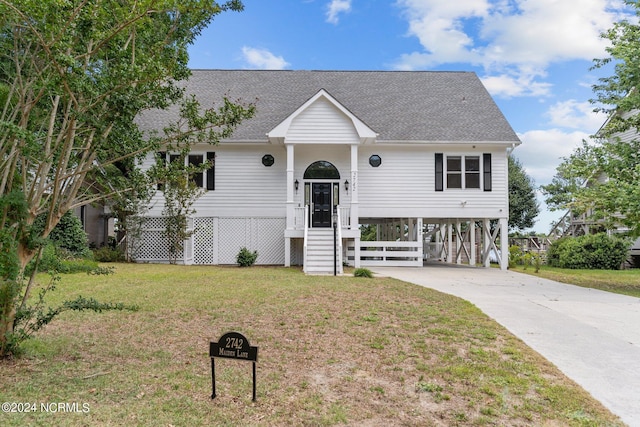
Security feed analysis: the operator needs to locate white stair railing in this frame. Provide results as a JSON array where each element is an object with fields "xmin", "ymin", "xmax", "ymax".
[
  {"xmin": 336, "ymin": 207, "xmax": 343, "ymax": 274},
  {"xmin": 303, "ymin": 204, "xmax": 309, "ymax": 273}
]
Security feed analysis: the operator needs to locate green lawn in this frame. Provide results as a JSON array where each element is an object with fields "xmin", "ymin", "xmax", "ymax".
[
  {"xmin": 0, "ymin": 264, "xmax": 624, "ymax": 426},
  {"xmin": 511, "ymin": 265, "xmax": 640, "ymax": 298}
]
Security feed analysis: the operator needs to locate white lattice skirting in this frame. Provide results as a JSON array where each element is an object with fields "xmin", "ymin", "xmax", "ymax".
[{"xmin": 133, "ymin": 217, "xmax": 286, "ymax": 265}]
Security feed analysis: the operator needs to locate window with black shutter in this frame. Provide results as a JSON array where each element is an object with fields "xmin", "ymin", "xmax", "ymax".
[{"xmin": 436, "ymin": 153, "xmax": 492, "ymax": 190}]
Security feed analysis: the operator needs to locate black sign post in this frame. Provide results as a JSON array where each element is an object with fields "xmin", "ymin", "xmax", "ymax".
[{"xmin": 209, "ymin": 332, "xmax": 259, "ymax": 401}]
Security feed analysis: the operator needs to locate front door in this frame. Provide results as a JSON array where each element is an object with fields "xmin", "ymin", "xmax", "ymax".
[{"xmin": 312, "ymin": 183, "xmax": 332, "ymax": 228}]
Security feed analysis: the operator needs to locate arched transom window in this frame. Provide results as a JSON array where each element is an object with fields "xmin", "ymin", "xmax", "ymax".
[{"xmin": 303, "ymin": 160, "xmax": 340, "ymax": 180}]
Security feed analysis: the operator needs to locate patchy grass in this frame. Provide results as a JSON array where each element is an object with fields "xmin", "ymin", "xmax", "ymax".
[
  {"xmin": 512, "ymin": 265, "xmax": 640, "ymax": 298},
  {"xmin": 0, "ymin": 264, "xmax": 624, "ymax": 426}
]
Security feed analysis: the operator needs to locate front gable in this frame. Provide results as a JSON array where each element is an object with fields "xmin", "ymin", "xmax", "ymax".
[{"xmin": 267, "ymin": 89, "xmax": 377, "ymax": 144}]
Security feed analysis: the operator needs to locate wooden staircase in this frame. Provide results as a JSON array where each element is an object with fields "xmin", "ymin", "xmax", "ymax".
[{"xmin": 304, "ymin": 228, "xmax": 343, "ymax": 275}]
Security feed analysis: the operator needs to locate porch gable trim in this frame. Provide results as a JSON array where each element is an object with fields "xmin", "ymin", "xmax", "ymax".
[{"xmin": 267, "ymin": 89, "xmax": 378, "ymax": 144}]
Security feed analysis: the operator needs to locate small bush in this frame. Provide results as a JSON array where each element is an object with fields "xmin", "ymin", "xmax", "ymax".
[
  {"xmin": 354, "ymin": 268, "xmax": 374, "ymax": 278},
  {"xmin": 34, "ymin": 211, "xmax": 91, "ymax": 258},
  {"xmin": 547, "ymin": 233, "xmax": 630, "ymax": 270},
  {"xmin": 58, "ymin": 259, "xmax": 101, "ymax": 274},
  {"xmin": 93, "ymin": 246, "xmax": 125, "ymax": 262},
  {"xmin": 27, "ymin": 242, "xmax": 104, "ymax": 275},
  {"xmin": 509, "ymin": 245, "xmax": 523, "ymax": 268},
  {"xmin": 236, "ymin": 247, "xmax": 258, "ymax": 267},
  {"xmin": 34, "ymin": 242, "xmax": 62, "ymax": 274}
]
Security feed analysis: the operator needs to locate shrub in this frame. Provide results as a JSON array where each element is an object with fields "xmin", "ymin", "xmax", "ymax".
[
  {"xmin": 509, "ymin": 245, "xmax": 524, "ymax": 268},
  {"xmin": 236, "ymin": 247, "xmax": 258, "ymax": 267},
  {"xmin": 547, "ymin": 233, "xmax": 630, "ymax": 270},
  {"xmin": 27, "ymin": 242, "xmax": 107, "ymax": 275},
  {"xmin": 34, "ymin": 242, "xmax": 63, "ymax": 274},
  {"xmin": 35, "ymin": 211, "xmax": 92, "ymax": 258},
  {"xmin": 354, "ymin": 268, "xmax": 374, "ymax": 278},
  {"xmin": 93, "ymin": 246, "xmax": 125, "ymax": 262}
]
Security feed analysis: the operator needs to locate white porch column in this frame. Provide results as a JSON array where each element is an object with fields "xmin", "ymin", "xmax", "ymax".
[
  {"xmin": 499, "ymin": 217, "xmax": 508, "ymax": 271},
  {"xmin": 350, "ymin": 144, "xmax": 360, "ymax": 268},
  {"xmin": 350, "ymin": 144, "xmax": 359, "ymax": 230},
  {"xmin": 437, "ymin": 223, "xmax": 444, "ymax": 260},
  {"xmin": 455, "ymin": 220, "xmax": 462, "ymax": 265},
  {"xmin": 470, "ymin": 219, "xmax": 476, "ymax": 266},
  {"xmin": 285, "ymin": 144, "xmax": 295, "ymax": 267},
  {"xmin": 483, "ymin": 218, "xmax": 491, "ymax": 268},
  {"xmin": 447, "ymin": 221, "xmax": 453, "ymax": 264},
  {"xmin": 417, "ymin": 218, "xmax": 423, "ymax": 264}
]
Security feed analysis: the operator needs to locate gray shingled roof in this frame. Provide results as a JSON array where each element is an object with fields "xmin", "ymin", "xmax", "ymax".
[{"xmin": 137, "ymin": 70, "xmax": 520, "ymax": 143}]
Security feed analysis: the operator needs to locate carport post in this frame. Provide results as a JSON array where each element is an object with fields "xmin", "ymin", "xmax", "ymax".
[{"xmin": 500, "ymin": 218, "xmax": 508, "ymax": 270}]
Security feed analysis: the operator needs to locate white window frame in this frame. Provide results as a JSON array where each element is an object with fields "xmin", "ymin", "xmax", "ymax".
[
  {"xmin": 158, "ymin": 151, "xmax": 215, "ymax": 191},
  {"xmin": 445, "ymin": 155, "xmax": 481, "ymax": 190}
]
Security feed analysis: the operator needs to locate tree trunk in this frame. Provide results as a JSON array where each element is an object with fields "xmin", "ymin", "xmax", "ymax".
[
  {"xmin": 0, "ymin": 297, "xmax": 16, "ymax": 357},
  {"xmin": 0, "ymin": 242, "xmax": 36, "ymax": 357}
]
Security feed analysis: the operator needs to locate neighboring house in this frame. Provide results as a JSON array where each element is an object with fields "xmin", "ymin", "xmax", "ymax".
[
  {"xmin": 73, "ymin": 203, "xmax": 113, "ymax": 248},
  {"xmin": 133, "ymin": 70, "xmax": 520, "ymax": 273},
  {"xmin": 552, "ymin": 110, "xmax": 640, "ymax": 265}
]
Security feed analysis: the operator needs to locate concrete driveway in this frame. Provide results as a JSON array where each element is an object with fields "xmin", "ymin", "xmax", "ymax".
[{"xmin": 372, "ymin": 265, "xmax": 640, "ymax": 427}]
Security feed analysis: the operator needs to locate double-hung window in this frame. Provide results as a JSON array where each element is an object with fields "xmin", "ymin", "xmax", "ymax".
[
  {"xmin": 435, "ymin": 153, "xmax": 491, "ymax": 191},
  {"xmin": 157, "ymin": 151, "xmax": 215, "ymax": 191},
  {"xmin": 188, "ymin": 154, "xmax": 204, "ymax": 188}
]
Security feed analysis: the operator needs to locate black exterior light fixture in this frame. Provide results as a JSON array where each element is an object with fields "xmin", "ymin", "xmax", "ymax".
[
  {"xmin": 344, "ymin": 179, "xmax": 349, "ymax": 192},
  {"xmin": 294, "ymin": 179, "xmax": 299, "ymax": 193}
]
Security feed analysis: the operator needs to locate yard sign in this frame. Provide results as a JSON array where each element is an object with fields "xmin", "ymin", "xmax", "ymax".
[{"xmin": 209, "ymin": 332, "xmax": 258, "ymax": 401}]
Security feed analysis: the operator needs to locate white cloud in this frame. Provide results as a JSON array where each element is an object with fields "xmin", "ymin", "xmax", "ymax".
[
  {"xmin": 394, "ymin": 0, "xmax": 631, "ymax": 97},
  {"xmin": 481, "ymin": 72, "xmax": 552, "ymax": 98},
  {"xmin": 515, "ymin": 128, "xmax": 590, "ymax": 186},
  {"xmin": 326, "ymin": 0, "xmax": 352, "ymax": 24},
  {"xmin": 241, "ymin": 47, "xmax": 290, "ymax": 70},
  {"xmin": 480, "ymin": 0, "xmax": 619, "ymax": 67},
  {"xmin": 545, "ymin": 100, "xmax": 605, "ymax": 132},
  {"xmin": 513, "ymin": 100, "xmax": 606, "ymax": 185}
]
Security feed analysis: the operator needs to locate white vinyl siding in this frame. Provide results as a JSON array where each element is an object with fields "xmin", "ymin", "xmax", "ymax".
[
  {"xmin": 144, "ymin": 144, "xmax": 287, "ymax": 217},
  {"xmin": 142, "ymin": 144, "xmax": 508, "ymax": 220},
  {"xmin": 357, "ymin": 146, "xmax": 508, "ymax": 219}
]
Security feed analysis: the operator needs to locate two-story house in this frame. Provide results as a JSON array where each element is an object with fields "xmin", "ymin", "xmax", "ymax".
[{"xmin": 133, "ymin": 70, "xmax": 520, "ymax": 273}]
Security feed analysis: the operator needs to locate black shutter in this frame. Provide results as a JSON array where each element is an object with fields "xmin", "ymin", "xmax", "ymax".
[
  {"xmin": 435, "ymin": 153, "xmax": 443, "ymax": 191},
  {"xmin": 157, "ymin": 151, "xmax": 166, "ymax": 190},
  {"xmin": 483, "ymin": 153, "xmax": 492, "ymax": 191},
  {"xmin": 206, "ymin": 152, "xmax": 215, "ymax": 191}
]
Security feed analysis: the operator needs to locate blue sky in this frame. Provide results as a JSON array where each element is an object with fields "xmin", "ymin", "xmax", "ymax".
[{"xmin": 188, "ymin": 0, "xmax": 634, "ymax": 233}]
